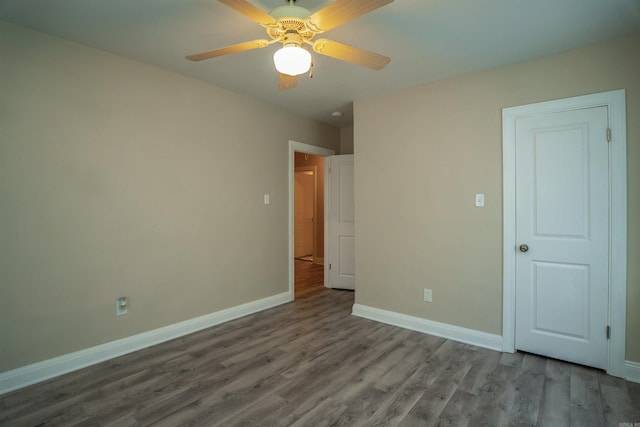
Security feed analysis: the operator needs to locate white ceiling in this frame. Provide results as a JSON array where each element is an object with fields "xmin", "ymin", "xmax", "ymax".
[{"xmin": 1, "ymin": 0, "xmax": 639, "ymax": 128}]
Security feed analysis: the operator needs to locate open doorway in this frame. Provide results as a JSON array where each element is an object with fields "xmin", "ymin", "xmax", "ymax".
[
  {"xmin": 294, "ymin": 154, "xmax": 324, "ymax": 298},
  {"xmin": 294, "ymin": 166, "xmax": 317, "ymax": 262},
  {"xmin": 288, "ymin": 141, "xmax": 335, "ymax": 299}
]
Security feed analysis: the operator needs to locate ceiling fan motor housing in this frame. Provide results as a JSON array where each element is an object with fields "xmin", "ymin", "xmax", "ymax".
[
  {"xmin": 266, "ymin": 6, "xmax": 315, "ymax": 46},
  {"xmin": 269, "ymin": 5, "xmax": 310, "ymax": 20}
]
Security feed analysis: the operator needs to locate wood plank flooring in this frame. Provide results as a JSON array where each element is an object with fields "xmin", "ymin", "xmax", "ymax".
[
  {"xmin": 1, "ymin": 261, "xmax": 638, "ymax": 426},
  {"xmin": 294, "ymin": 259, "xmax": 324, "ymax": 299}
]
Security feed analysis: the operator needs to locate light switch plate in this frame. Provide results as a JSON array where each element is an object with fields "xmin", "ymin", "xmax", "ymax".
[
  {"xmin": 264, "ymin": 194, "xmax": 270, "ymax": 205},
  {"xmin": 475, "ymin": 193, "xmax": 485, "ymax": 207},
  {"xmin": 116, "ymin": 297, "xmax": 128, "ymax": 316},
  {"xmin": 423, "ymin": 289, "xmax": 432, "ymax": 303}
]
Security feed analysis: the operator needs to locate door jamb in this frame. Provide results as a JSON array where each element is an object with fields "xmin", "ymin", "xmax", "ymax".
[
  {"xmin": 501, "ymin": 89, "xmax": 627, "ymax": 378},
  {"xmin": 289, "ymin": 141, "xmax": 335, "ymax": 299}
]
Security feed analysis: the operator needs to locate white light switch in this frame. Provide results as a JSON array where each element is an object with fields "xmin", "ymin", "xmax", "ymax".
[
  {"xmin": 264, "ymin": 194, "xmax": 270, "ymax": 205},
  {"xmin": 475, "ymin": 193, "xmax": 485, "ymax": 207}
]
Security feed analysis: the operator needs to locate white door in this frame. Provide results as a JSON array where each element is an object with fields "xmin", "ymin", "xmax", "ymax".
[
  {"xmin": 294, "ymin": 170, "xmax": 315, "ymax": 258},
  {"xmin": 328, "ymin": 155, "xmax": 355, "ymax": 290},
  {"xmin": 515, "ymin": 106, "xmax": 609, "ymax": 369}
]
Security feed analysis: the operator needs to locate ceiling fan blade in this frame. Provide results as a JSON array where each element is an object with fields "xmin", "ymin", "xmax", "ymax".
[
  {"xmin": 218, "ymin": 0, "xmax": 277, "ymax": 26},
  {"xmin": 186, "ymin": 39, "xmax": 271, "ymax": 61},
  {"xmin": 279, "ymin": 73, "xmax": 298, "ymax": 90},
  {"xmin": 306, "ymin": 0, "xmax": 393, "ymax": 33},
  {"xmin": 312, "ymin": 39, "xmax": 390, "ymax": 70}
]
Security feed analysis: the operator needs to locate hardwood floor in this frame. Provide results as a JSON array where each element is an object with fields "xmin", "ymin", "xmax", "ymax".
[
  {"xmin": 295, "ymin": 259, "xmax": 324, "ymax": 298},
  {"xmin": 2, "ymin": 265, "xmax": 639, "ymax": 426}
]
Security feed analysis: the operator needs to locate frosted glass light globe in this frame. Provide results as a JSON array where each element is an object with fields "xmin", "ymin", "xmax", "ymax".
[{"xmin": 273, "ymin": 45, "xmax": 312, "ymax": 76}]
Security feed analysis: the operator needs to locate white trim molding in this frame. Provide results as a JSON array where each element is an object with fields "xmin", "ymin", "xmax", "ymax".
[
  {"xmin": 502, "ymin": 89, "xmax": 627, "ymax": 378},
  {"xmin": 625, "ymin": 361, "xmax": 640, "ymax": 384},
  {"xmin": 352, "ymin": 304, "xmax": 502, "ymax": 351},
  {"xmin": 0, "ymin": 292, "xmax": 292, "ymax": 395}
]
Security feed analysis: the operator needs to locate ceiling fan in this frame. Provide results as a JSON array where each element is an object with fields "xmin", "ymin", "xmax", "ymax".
[{"xmin": 186, "ymin": 0, "xmax": 394, "ymax": 90}]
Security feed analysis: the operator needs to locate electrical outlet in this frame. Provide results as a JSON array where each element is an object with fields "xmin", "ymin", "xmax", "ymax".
[
  {"xmin": 116, "ymin": 297, "xmax": 128, "ymax": 316},
  {"xmin": 423, "ymin": 289, "xmax": 432, "ymax": 303}
]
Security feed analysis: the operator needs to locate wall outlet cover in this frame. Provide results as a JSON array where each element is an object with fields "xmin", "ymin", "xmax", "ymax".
[{"xmin": 116, "ymin": 297, "xmax": 128, "ymax": 316}]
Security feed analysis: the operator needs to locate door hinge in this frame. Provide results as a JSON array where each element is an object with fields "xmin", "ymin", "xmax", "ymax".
[
  {"xmin": 606, "ymin": 325, "xmax": 611, "ymax": 339},
  {"xmin": 329, "ymin": 263, "xmax": 332, "ymax": 270},
  {"xmin": 607, "ymin": 128, "xmax": 612, "ymax": 142}
]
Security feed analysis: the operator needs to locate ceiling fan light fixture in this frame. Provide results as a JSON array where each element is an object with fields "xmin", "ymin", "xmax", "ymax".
[{"xmin": 273, "ymin": 44, "xmax": 312, "ymax": 76}]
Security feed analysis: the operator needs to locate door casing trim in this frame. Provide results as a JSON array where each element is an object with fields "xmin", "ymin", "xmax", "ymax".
[{"xmin": 501, "ymin": 89, "xmax": 627, "ymax": 378}]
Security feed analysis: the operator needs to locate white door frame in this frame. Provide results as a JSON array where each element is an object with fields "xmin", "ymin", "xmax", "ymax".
[
  {"xmin": 502, "ymin": 89, "xmax": 627, "ymax": 378},
  {"xmin": 289, "ymin": 140, "xmax": 335, "ymax": 299}
]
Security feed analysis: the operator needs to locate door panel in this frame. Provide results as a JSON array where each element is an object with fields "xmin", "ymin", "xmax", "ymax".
[
  {"xmin": 328, "ymin": 155, "xmax": 354, "ymax": 290},
  {"xmin": 338, "ymin": 235, "xmax": 355, "ymax": 277},
  {"xmin": 533, "ymin": 128, "xmax": 589, "ymax": 238},
  {"xmin": 532, "ymin": 261, "xmax": 589, "ymax": 339},
  {"xmin": 515, "ymin": 106, "xmax": 609, "ymax": 369}
]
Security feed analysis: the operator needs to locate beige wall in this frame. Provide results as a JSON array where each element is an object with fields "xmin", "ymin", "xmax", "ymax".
[
  {"xmin": 340, "ymin": 126, "xmax": 354, "ymax": 155},
  {"xmin": 354, "ymin": 32, "xmax": 640, "ymax": 362},
  {"xmin": 0, "ymin": 21, "xmax": 339, "ymax": 372},
  {"xmin": 294, "ymin": 152, "xmax": 325, "ymax": 259}
]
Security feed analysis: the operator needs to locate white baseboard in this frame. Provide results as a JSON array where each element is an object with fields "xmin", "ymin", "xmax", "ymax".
[
  {"xmin": 625, "ymin": 360, "xmax": 640, "ymax": 384},
  {"xmin": 3, "ymin": 296, "xmax": 633, "ymax": 395},
  {"xmin": 0, "ymin": 292, "xmax": 292, "ymax": 395},
  {"xmin": 351, "ymin": 304, "xmax": 640, "ymax": 383},
  {"xmin": 352, "ymin": 303, "xmax": 502, "ymax": 352}
]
